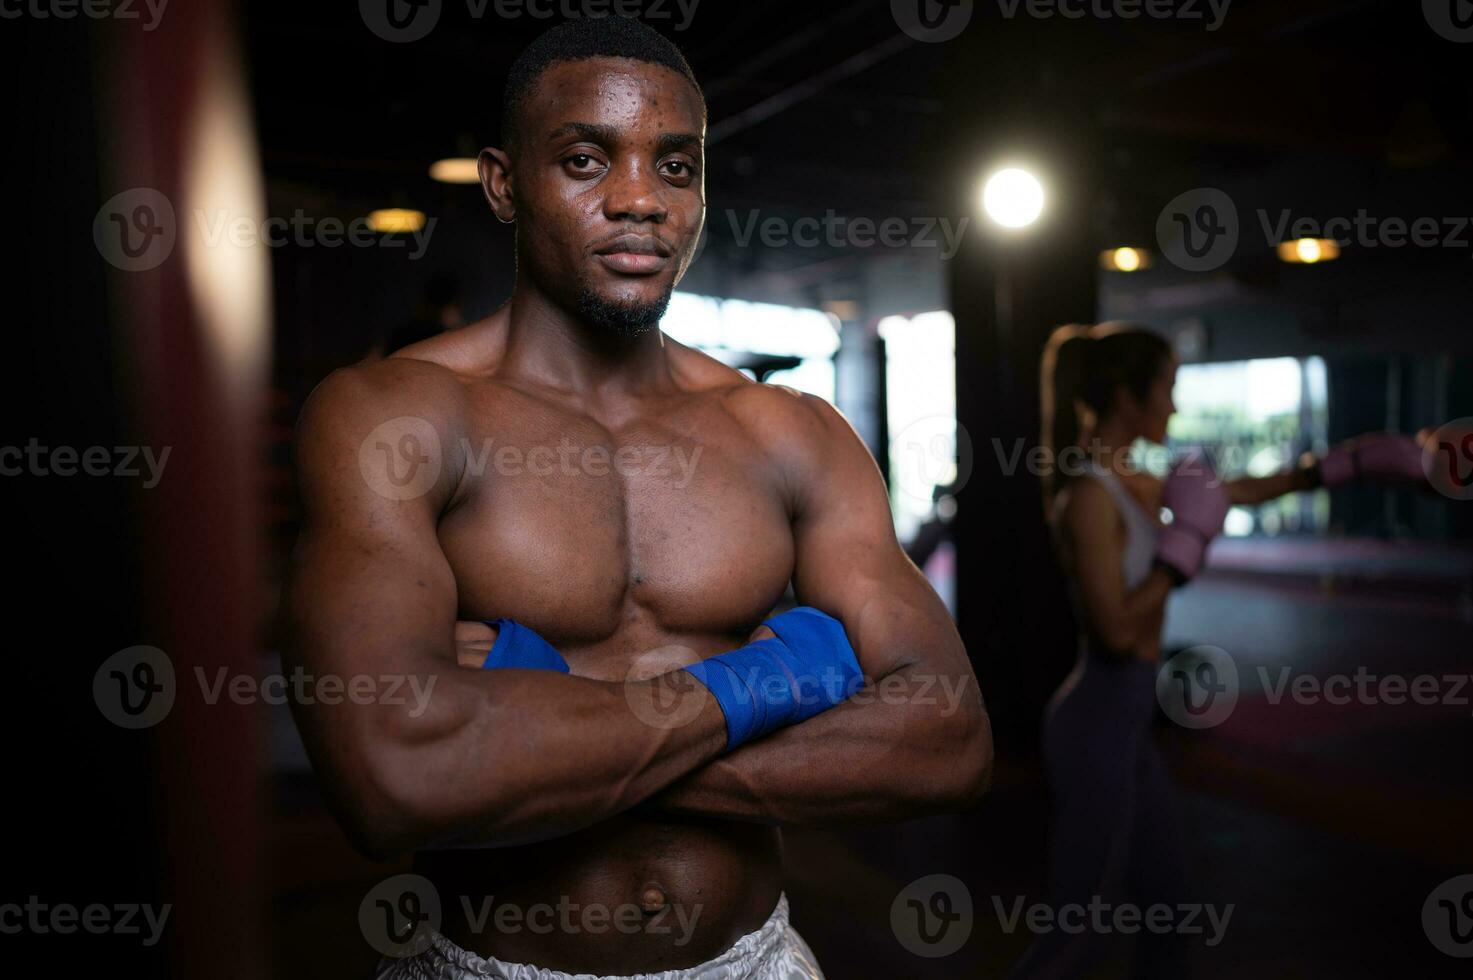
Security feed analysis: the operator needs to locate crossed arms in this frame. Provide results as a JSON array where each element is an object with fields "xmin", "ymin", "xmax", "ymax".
[{"xmin": 282, "ymin": 362, "xmax": 992, "ymax": 859}]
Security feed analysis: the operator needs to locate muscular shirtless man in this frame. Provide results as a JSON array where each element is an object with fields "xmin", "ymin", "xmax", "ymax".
[{"xmin": 283, "ymin": 18, "xmax": 992, "ymax": 979}]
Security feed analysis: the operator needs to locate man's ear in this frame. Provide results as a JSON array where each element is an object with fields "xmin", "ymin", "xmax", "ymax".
[{"xmin": 478, "ymin": 147, "xmax": 515, "ymax": 224}]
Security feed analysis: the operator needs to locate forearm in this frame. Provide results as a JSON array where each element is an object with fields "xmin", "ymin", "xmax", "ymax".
[
  {"xmin": 296, "ymin": 639, "xmax": 727, "ymax": 857},
  {"xmin": 1227, "ymin": 463, "xmax": 1317, "ymax": 506},
  {"xmin": 649, "ymin": 660, "xmax": 990, "ymax": 825}
]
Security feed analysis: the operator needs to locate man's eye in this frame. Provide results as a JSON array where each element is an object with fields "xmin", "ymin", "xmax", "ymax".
[
  {"xmin": 663, "ymin": 161, "xmax": 694, "ymax": 177},
  {"xmin": 564, "ymin": 153, "xmax": 606, "ymax": 174}
]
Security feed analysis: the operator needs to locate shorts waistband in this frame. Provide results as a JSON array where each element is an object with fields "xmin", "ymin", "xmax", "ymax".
[{"xmin": 378, "ymin": 892, "xmax": 795, "ymax": 980}]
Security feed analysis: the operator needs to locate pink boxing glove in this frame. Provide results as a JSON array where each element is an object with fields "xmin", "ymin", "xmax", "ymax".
[
  {"xmin": 1156, "ymin": 452, "xmax": 1231, "ymax": 585},
  {"xmin": 1317, "ymin": 433, "xmax": 1426, "ymax": 489}
]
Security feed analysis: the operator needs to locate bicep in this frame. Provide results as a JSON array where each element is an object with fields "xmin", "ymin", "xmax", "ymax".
[
  {"xmin": 284, "ymin": 368, "xmax": 462, "ymax": 680},
  {"xmin": 286, "ymin": 523, "xmax": 457, "ymax": 677},
  {"xmin": 786, "ymin": 401, "xmax": 958, "ymax": 677}
]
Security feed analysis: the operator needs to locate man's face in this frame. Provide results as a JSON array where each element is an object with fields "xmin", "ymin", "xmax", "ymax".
[{"xmin": 509, "ymin": 57, "xmax": 706, "ymax": 336}]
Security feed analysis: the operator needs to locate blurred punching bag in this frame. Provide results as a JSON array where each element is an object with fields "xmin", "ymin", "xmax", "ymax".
[{"xmin": 97, "ymin": 1, "xmax": 272, "ymax": 976}]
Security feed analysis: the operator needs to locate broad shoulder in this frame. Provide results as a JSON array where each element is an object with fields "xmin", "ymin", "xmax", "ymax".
[
  {"xmin": 662, "ymin": 336, "xmax": 851, "ymax": 451},
  {"xmin": 722, "ymin": 379, "xmax": 855, "ymax": 466},
  {"xmin": 305, "ymin": 309, "xmax": 517, "ymax": 435},
  {"xmin": 662, "ymin": 339, "xmax": 867, "ymax": 499},
  {"xmin": 297, "ymin": 354, "xmax": 472, "ymax": 455}
]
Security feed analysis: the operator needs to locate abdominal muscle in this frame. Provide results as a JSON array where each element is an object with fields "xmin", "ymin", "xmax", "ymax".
[
  {"xmin": 415, "ymin": 815, "xmax": 781, "ymax": 974},
  {"xmin": 413, "ymin": 627, "xmax": 785, "ymax": 975}
]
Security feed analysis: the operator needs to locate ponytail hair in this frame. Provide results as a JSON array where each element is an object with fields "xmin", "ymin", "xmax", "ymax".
[{"xmin": 1040, "ymin": 322, "xmax": 1172, "ymax": 507}]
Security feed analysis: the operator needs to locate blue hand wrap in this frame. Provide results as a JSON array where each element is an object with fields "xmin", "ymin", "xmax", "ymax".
[
  {"xmin": 680, "ymin": 606, "xmax": 862, "ymax": 751},
  {"xmin": 480, "ymin": 619, "xmax": 570, "ymax": 673}
]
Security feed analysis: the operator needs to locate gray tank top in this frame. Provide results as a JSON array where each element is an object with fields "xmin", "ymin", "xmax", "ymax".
[{"xmin": 1083, "ymin": 462, "xmax": 1159, "ymax": 590}]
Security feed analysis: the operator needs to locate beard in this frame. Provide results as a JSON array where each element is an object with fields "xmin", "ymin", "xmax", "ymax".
[{"xmin": 574, "ymin": 282, "xmax": 674, "ymax": 339}]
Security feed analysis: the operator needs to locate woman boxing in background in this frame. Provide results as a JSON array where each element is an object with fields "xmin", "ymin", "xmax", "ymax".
[{"xmin": 1009, "ymin": 322, "xmax": 1435, "ymax": 979}]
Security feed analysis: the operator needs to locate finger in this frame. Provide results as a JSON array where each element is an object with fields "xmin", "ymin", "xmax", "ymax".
[
  {"xmin": 456, "ymin": 647, "xmax": 490, "ymax": 669},
  {"xmin": 455, "ymin": 620, "xmax": 497, "ymax": 644}
]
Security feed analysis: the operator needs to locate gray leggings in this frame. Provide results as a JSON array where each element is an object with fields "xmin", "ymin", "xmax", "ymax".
[{"xmin": 1009, "ymin": 654, "xmax": 1191, "ymax": 979}]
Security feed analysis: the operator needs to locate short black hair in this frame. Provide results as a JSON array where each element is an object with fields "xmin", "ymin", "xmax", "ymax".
[{"xmin": 500, "ymin": 17, "xmax": 704, "ymax": 150}]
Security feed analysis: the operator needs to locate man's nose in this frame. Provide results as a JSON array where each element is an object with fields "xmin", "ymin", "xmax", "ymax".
[{"xmin": 602, "ymin": 163, "xmax": 668, "ymax": 224}]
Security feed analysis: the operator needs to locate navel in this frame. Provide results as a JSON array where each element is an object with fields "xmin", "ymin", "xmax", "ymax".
[{"xmin": 640, "ymin": 882, "xmax": 668, "ymax": 914}]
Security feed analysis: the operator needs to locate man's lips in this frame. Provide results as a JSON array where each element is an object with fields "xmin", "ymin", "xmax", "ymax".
[
  {"xmin": 596, "ymin": 252, "xmax": 670, "ymax": 274},
  {"xmin": 593, "ymin": 234, "xmax": 673, "ymax": 275}
]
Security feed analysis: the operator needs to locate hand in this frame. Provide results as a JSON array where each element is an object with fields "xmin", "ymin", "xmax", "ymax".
[
  {"xmin": 455, "ymin": 620, "xmax": 498, "ymax": 669},
  {"xmin": 457, "ymin": 621, "xmax": 772, "ymax": 674},
  {"xmin": 681, "ymin": 607, "xmax": 864, "ymax": 753}
]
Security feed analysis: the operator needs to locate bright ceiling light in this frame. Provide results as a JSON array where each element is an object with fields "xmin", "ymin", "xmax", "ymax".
[{"xmin": 981, "ymin": 167, "xmax": 1045, "ymax": 229}]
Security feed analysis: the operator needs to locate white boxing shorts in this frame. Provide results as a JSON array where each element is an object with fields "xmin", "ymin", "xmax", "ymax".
[{"xmin": 374, "ymin": 893, "xmax": 824, "ymax": 980}]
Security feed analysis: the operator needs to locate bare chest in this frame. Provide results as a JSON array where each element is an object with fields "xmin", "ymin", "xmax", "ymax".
[{"xmin": 437, "ymin": 392, "xmax": 794, "ymax": 662}]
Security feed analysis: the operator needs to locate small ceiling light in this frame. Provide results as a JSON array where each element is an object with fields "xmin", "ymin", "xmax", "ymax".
[
  {"xmin": 1101, "ymin": 247, "xmax": 1152, "ymax": 272},
  {"xmin": 368, "ymin": 209, "xmax": 427, "ymax": 233},
  {"xmin": 1277, "ymin": 238, "xmax": 1341, "ymax": 264},
  {"xmin": 429, "ymin": 158, "xmax": 480, "ymax": 184}
]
